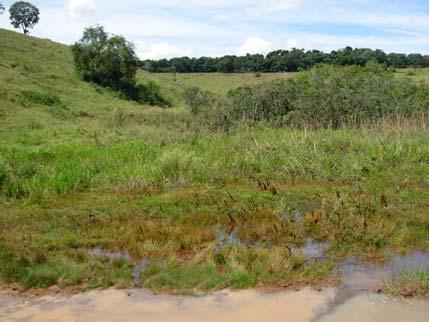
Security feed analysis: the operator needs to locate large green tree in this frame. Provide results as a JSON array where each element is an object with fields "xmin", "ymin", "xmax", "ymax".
[
  {"xmin": 72, "ymin": 25, "xmax": 139, "ymax": 90},
  {"xmin": 9, "ymin": 1, "xmax": 40, "ymax": 34}
]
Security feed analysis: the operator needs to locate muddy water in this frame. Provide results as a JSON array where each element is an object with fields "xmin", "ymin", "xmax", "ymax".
[
  {"xmin": 1, "ymin": 288, "xmax": 429, "ymax": 322},
  {"xmin": 1, "ymin": 250, "xmax": 429, "ymax": 322}
]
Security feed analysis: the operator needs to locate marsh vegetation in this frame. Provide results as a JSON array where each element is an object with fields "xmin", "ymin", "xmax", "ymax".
[{"xmin": 0, "ymin": 29, "xmax": 428, "ymax": 296}]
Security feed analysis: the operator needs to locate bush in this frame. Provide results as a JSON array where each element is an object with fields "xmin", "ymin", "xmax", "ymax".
[
  {"xmin": 137, "ymin": 81, "xmax": 171, "ymax": 107},
  {"xmin": 224, "ymin": 63, "xmax": 429, "ymax": 128},
  {"xmin": 227, "ymin": 80, "xmax": 293, "ymax": 123},
  {"xmin": 183, "ymin": 87, "xmax": 216, "ymax": 114}
]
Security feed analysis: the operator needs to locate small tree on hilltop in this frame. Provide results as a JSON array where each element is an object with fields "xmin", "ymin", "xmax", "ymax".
[{"xmin": 9, "ymin": 1, "xmax": 40, "ymax": 34}]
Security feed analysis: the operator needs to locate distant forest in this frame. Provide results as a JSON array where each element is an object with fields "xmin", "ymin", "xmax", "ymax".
[{"xmin": 141, "ymin": 47, "xmax": 429, "ymax": 73}]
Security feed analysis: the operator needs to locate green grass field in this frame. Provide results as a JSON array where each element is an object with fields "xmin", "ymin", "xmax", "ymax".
[
  {"xmin": 0, "ymin": 28, "xmax": 428, "ymax": 295},
  {"xmin": 138, "ymin": 71, "xmax": 295, "ymax": 98}
]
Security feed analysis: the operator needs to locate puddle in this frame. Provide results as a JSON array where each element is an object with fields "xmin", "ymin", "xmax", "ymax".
[
  {"xmin": 88, "ymin": 248, "xmax": 149, "ymax": 287},
  {"xmin": 330, "ymin": 250, "xmax": 429, "ymax": 307},
  {"xmin": 1, "ymin": 288, "xmax": 428, "ymax": 322},
  {"xmin": 316, "ymin": 292, "xmax": 429, "ymax": 322},
  {"xmin": 215, "ymin": 224, "xmax": 243, "ymax": 254},
  {"xmin": 1, "ymin": 249, "xmax": 428, "ymax": 321},
  {"xmin": 294, "ymin": 240, "xmax": 329, "ymax": 260},
  {"xmin": 282, "ymin": 207, "xmax": 303, "ymax": 224}
]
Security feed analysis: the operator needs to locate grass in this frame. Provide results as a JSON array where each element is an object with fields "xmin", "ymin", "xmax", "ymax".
[
  {"xmin": 395, "ymin": 68, "xmax": 429, "ymax": 83},
  {"xmin": 384, "ymin": 268, "xmax": 429, "ymax": 297},
  {"xmin": 137, "ymin": 71, "xmax": 295, "ymax": 99},
  {"xmin": 0, "ymin": 28, "xmax": 429, "ymax": 295}
]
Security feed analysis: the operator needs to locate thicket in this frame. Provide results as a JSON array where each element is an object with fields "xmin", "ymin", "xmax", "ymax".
[
  {"xmin": 185, "ymin": 63, "xmax": 429, "ymax": 128},
  {"xmin": 143, "ymin": 46, "xmax": 429, "ymax": 73},
  {"xmin": 72, "ymin": 26, "xmax": 170, "ymax": 107}
]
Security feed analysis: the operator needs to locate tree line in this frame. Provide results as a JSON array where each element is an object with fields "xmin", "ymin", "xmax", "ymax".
[{"xmin": 141, "ymin": 47, "xmax": 429, "ymax": 73}]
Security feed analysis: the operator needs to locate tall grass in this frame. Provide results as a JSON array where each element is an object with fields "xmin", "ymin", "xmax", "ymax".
[{"xmin": 0, "ymin": 122, "xmax": 428, "ymax": 198}]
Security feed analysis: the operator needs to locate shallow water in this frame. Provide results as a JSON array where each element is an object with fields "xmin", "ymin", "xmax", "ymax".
[
  {"xmin": 88, "ymin": 247, "xmax": 149, "ymax": 287},
  {"xmin": 0, "ymin": 288, "xmax": 428, "ymax": 322},
  {"xmin": 1, "ymin": 250, "xmax": 428, "ymax": 322}
]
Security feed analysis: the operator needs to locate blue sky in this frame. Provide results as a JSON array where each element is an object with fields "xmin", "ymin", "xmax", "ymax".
[{"xmin": 1, "ymin": 0, "xmax": 429, "ymax": 59}]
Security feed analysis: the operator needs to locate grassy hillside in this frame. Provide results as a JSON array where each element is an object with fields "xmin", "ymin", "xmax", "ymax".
[
  {"xmin": 0, "ymin": 29, "xmax": 294, "ymax": 148},
  {"xmin": 0, "ymin": 29, "xmax": 198, "ymax": 147},
  {"xmin": 0, "ymin": 29, "xmax": 428, "ymax": 295}
]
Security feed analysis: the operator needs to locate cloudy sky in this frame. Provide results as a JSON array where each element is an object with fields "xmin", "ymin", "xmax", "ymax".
[{"xmin": 1, "ymin": 0, "xmax": 429, "ymax": 59}]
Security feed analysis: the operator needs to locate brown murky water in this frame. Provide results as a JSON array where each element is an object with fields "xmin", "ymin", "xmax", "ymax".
[
  {"xmin": 1, "ymin": 250, "xmax": 428, "ymax": 322},
  {"xmin": 1, "ymin": 288, "xmax": 428, "ymax": 322}
]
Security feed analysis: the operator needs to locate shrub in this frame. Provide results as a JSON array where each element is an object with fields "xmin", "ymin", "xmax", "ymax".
[
  {"xmin": 136, "ymin": 81, "xmax": 171, "ymax": 107},
  {"xmin": 227, "ymin": 80, "xmax": 294, "ymax": 123},
  {"xmin": 224, "ymin": 63, "xmax": 429, "ymax": 128},
  {"xmin": 183, "ymin": 87, "xmax": 216, "ymax": 114}
]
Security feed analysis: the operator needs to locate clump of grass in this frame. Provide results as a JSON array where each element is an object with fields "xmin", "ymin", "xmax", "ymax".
[
  {"xmin": 142, "ymin": 246, "xmax": 335, "ymax": 294},
  {"xmin": 0, "ymin": 239, "xmax": 134, "ymax": 290},
  {"xmin": 383, "ymin": 268, "xmax": 429, "ymax": 297},
  {"xmin": 20, "ymin": 90, "xmax": 63, "ymax": 107}
]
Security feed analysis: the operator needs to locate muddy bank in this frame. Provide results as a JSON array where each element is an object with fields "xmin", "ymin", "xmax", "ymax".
[{"xmin": 1, "ymin": 288, "xmax": 429, "ymax": 322}]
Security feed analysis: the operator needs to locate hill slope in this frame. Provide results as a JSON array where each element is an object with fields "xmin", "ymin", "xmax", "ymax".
[
  {"xmin": 0, "ymin": 29, "xmax": 294, "ymax": 147},
  {"xmin": 0, "ymin": 29, "xmax": 194, "ymax": 147}
]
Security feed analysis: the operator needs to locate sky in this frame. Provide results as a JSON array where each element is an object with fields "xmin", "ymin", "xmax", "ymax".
[{"xmin": 1, "ymin": 0, "xmax": 429, "ymax": 59}]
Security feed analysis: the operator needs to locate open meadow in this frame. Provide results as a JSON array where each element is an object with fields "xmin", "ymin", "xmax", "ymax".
[{"xmin": 0, "ymin": 29, "xmax": 429, "ymax": 297}]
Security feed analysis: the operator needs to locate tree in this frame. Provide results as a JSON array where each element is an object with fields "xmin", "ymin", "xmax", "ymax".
[
  {"xmin": 0, "ymin": 3, "xmax": 5, "ymax": 14},
  {"xmin": 71, "ymin": 25, "xmax": 171, "ymax": 107},
  {"xmin": 72, "ymin": 25, "xmax": 139, "ymax": 90},
  {"xmin": 9, "ymin": 1, "xmax": 40, "ymax": 34}
]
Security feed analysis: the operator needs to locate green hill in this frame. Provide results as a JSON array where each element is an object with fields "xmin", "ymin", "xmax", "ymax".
[
  {"xmin": 0, "ymin": 29, "xmax": 194, "ymax": 147},
  {"xmin": 0, "ymin": 29, "xmax": 292, "ymax": 147}
]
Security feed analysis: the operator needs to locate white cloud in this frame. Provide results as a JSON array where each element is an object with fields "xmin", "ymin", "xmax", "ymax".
[
  {"xmin": 1, "ymin": 0, "xmax": 429, "ymax": 56},
  {"xmin": 246, "ymin": 0, "xmax": 304, "ymax": 15},
  {"xmin": 237, "ymin": 36, "xmax": 273, "ymax": 55},
  {"xmin": 134, "ymin": 41, "xmax": 192, "ymax": 59},
  {"xmin": 287, "ymin": 38, "xmax": 298, "ymax": 49},
  {"xmin": 67, "ymin": 0, "xmax": 97, "ymax": 19},
  {"xmin": 213, "ymin": 14, "xmax": 229, "ymax": 21}
]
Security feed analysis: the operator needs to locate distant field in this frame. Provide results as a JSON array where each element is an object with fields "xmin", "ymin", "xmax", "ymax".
[
  {"xmin": 395, "ymin": 68, "xmax": 429, "ymax": 82},
  {"xmin": 138, "ymin": 69, "xmax": 429, "ymax": 104},
  {"xmin": 138, "ymin": 71, "xmax": 295, "ymax": 97}
]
